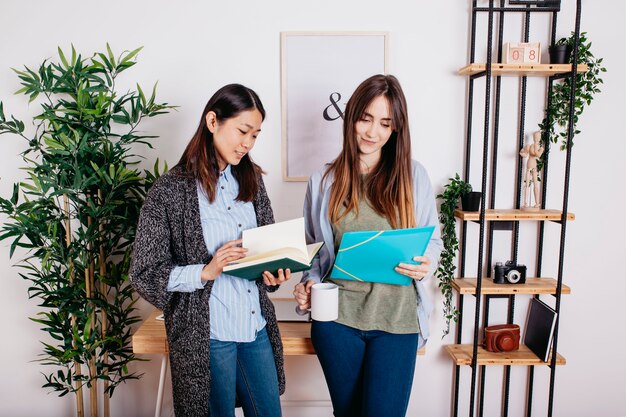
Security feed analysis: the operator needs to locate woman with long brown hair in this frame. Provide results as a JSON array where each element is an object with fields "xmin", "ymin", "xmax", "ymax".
[
  {"xmin": 294, "ymin": 74, "xmax": 442, "ymax": 417},
  {"xmin": 131, "ymin": 84, "xmax": 289, "ymax": 417}
]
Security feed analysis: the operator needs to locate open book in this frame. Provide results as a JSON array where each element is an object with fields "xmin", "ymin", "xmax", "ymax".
[{"xmin": 223, "ymin": 217, "xmax": 324, "ymax": 281}]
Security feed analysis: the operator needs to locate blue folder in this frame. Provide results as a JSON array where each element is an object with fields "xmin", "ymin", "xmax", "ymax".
[{"xmin": 330, "ymin": 225, "xmax": 436, "ymax": 286}]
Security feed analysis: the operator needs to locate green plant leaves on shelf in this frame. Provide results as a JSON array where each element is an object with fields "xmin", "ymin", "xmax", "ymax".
[
  {"xmin": 538, "ymin": 32, "xmax": 606, "ymax": 171},
  {"xmin": 435, "ymin": 173, "xmax": 472, "ymax": 337}
]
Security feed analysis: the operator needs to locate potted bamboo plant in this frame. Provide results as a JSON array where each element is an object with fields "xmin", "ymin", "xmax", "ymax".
[{"xmin": 0, "ymin": 45, "xmax": 173, "ymax": 417}]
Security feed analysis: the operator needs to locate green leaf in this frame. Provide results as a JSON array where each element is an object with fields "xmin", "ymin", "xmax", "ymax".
[
  {"xmin": 120, "ymin": 46, "xmax": 143, "ymax": 64},
  {"xmin": 58, "ymin": 47, "xmax": 70, "ymax": 70},
  {"xmin": 71, "ymin": 44, "xmax": 77, "ymax": 66},
  {"xmin": 106, "ymin": 43, "xmax": 116, "ymax": 68},
  {"xmin": 136, "ymin": 83, "xmax": 146, "ymax": 108}
]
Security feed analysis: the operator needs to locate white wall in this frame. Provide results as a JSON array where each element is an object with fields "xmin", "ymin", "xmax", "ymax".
[{"xmin": 1, "ymin": 1, "xmax": 624, "ymax": 416}]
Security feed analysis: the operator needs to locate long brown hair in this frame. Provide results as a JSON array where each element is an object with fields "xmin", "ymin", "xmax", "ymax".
[
  {"xmin": 177, "ymin": 84, "xmax": 265, "ymax": 202},
  {"xmin": 324, "ymin": 74, "xmax": 415, "ymax": 229}
]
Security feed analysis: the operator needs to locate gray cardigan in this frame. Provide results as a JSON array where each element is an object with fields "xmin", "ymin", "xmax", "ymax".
[{"xmin": 130, "ymin": 166, "xmax": 285, "ymax": 417}]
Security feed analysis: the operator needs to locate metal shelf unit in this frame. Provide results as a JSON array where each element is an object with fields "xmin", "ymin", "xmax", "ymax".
[{"xmin": 448, "ymin": 1, "xmax": 583, "ymax": 416}]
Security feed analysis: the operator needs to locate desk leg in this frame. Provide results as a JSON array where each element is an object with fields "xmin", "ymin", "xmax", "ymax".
[{"xmin": 155, "ymin": 354, "xmax": 168, "ymax": 417}]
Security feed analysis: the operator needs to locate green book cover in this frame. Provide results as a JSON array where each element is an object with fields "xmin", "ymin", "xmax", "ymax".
[
  {"xmin": 224, "ymin": 258, "xmax": 314, "ymax": 281},
  {"xmin": 223, "ymin": 242, "xmax": 324, "ymax": 281}
]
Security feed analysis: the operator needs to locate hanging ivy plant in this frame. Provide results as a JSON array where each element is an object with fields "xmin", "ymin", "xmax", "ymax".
[
  {"xmin": 0, "ymin": 45, "xmax": 173, "ymax": 416},
  {"xmin": 537, "ymin": 31, "xmax": 606, "ymax": 170},
  {"xmin": 435, "ymin": 174, "xmax": 471, "ymax": 337}
]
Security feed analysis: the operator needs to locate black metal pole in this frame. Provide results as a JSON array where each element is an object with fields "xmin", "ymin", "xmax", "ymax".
[
  {"xmin": 469, "ymin": 1, "xmax": 494, "ymax": 416},
  {"xmin": 547, "ymin": 1, "xmax": 582, "ymax": 415}
]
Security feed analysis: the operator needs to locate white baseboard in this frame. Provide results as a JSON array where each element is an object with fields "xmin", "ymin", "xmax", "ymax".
[{"xmin": 280, "ymin": 400, "xmax": 332, "ymax": 408}]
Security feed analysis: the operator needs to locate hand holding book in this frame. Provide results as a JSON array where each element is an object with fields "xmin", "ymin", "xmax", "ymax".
[
  {"xmin": 261, "ymin": 268, "xmax": 292, "ymax": 287},
  {"xmin": 201, "ymin": 239, "xmax": 248, "ymax": 282},
  {"xmin": 223, "ymin": 218, "xmax": 324, "ymax": 280}
]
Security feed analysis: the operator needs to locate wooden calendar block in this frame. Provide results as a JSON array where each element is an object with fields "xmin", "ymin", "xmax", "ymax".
[{"xmin": 504, "ymin": 42, "xmax": 541, "ymax": 64}]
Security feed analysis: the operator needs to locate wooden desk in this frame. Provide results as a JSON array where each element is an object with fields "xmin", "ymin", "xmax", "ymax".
[
  {"xmin": 133, "ymin": 309, "xmax": 424, "ymax": 416},
  {"xmin": 133, "ymin": 309, "xmax": 316, "ymax": 356}
]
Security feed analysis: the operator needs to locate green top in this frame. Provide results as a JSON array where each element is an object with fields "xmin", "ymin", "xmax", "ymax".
[{"xmin": 327, "ymin": 197, "xmax": 420, "ymax": 334}]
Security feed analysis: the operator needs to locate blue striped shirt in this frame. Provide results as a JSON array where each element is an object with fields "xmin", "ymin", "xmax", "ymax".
[{"xmin": 167, "ymin": 165, "xmax": 266, "ymax": 342}]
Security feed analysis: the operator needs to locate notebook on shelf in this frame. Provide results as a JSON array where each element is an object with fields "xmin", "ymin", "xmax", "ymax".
[{"xmin": 524, "ymin": 297, "xmax": 558, "ymax": 362}]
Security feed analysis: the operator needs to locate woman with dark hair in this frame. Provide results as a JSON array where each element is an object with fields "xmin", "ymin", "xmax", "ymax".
[
  {"xmin": 293, "ymin": 74, "xmax": 442, "ymax": 417},
  {"xmin": 131, "ymin": 84, "xmax": 289, "ymax": 417}
]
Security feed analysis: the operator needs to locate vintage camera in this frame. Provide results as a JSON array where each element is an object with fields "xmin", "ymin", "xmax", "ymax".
[{"xmin": 493, "ymin": 261, "xmax": 526, "ymax": 284}]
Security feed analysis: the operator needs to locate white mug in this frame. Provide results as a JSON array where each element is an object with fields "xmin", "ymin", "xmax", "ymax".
[{"xmin": 310, "ymin": 283, "xmax": 339, "ymax": 322}]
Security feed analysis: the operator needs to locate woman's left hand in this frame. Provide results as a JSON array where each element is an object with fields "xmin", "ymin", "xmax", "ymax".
[
  {"xmin": 395, "ymin": 256, "xmax": 431, "ymax": 281},
  {"xmin": 262, "ymin": 268, "xmax": 291, "ymax": 286}
]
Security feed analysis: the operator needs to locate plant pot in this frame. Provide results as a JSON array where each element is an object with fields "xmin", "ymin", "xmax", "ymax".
[
  {"xmin": 549, "ymin": 44, "xmax": 572, "ymax": 64},
  {"xmin": 461, "ymin": 191, "xmax": 482, "ymax": 211}
]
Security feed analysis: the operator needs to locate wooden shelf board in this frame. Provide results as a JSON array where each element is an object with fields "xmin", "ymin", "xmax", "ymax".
[
  {"xmin": 459, "ymin": 63, "xmax": 588, "ymax": 76},
  {"xmin": 452, "ymin": 277, "xmax": 571, "ymax": 295},
  {"xmin": 445, "ymin": 344, "xmax": 566, "ymax": 366},
  {"xmin": 132, "ymin": 310, "xmax": 426, "ymax": 356},
  {"xmin": 454, "ymin": 208, "xmax": 574, "ymax": 221}
]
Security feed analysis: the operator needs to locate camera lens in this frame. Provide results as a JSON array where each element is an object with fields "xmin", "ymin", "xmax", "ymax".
[{"xmin": 506, "ymin": 270, "xmax": 522, "ymax": 284}]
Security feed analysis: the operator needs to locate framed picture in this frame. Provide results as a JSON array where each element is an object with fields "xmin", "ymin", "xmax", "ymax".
[{"xmin": 280, "ymin": 31, "xmax": 389, "ymax": 181}]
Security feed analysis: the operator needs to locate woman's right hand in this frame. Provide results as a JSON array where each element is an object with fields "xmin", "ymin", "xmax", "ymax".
[
  {"xmin": 201, "ymin": 239, "xmax": 248, "ymax": 282},
  {"xmin": 293, "ymin": 279, "xmax": 316, "ymax": 311}
]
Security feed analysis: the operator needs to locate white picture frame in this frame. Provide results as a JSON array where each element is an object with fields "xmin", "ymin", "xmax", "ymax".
[{"xmin": 280, "ymin": 31, "xmax": 389, "ymax": 181}]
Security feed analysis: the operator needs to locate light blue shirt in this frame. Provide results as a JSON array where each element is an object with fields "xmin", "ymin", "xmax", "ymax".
[{"xmin": 167, "ymin": 165, "xmax": 266, "ymax": 342}]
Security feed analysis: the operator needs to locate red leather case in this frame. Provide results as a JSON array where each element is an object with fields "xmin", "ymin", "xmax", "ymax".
[{"xmin": 484, "ymin": 324, "xmax": 520, "ymax": 352}]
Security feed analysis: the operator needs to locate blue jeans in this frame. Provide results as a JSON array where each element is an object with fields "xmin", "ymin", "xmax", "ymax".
[
  {"xmin": 209, "ymin": 327, "xmax": 281, "ymax": 417},
  {"xmin": 311, "ymin": 320, "xmax": 419, "ymax": 417}
]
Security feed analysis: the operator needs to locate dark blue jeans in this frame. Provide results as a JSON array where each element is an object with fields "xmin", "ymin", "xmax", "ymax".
[
  {"xmin": 209, "ymin": 327, "xmax": 281, "ymax": 417},
  {"xmin": 311, "ymin": 320, "xmax": 419, "ymax": 417}
]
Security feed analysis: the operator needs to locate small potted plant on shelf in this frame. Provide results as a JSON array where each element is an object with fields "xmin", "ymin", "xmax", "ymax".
[
  {"xmin": 548, "ymin": 37, "xmax": 572, "ymax": 64},
  {"xmin": 436, "ymin": 174, "xmax": 480, "ymax": 337},
  {"xmin": 461, "ymin": 187, "xmax": 482, "ymax": 212}
]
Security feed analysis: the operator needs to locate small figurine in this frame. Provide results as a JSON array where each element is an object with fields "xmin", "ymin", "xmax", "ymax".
[{"xmin": 519, "ymin": 131, "xmax": 544, "ymax": 209}]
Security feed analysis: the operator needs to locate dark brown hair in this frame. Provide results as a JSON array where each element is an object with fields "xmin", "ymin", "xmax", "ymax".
[
  {"xmin": 177, "ymin": 84, "xmax": 265, "ymax": 202},
  {"xmin": 324, "ymin": 74, "xmax": 415, "ymax": 229}
]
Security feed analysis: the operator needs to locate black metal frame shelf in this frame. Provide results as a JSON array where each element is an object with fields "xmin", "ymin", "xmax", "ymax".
[{"xmin": 449, "ymin": 1, "xmax": 582, "ymax": 417}]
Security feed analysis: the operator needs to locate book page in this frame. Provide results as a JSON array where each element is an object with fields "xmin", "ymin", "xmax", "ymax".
[
  {"xmin": 307, "ymin": 242, "xmax": 324, "ymax": 261},
  {"xmin": 225, "ymin": 247, "xmax": 308, "ymax": 268},
  {"xmin": 243, "ymin": 217, "xmax": 307, "ymax": 258}
]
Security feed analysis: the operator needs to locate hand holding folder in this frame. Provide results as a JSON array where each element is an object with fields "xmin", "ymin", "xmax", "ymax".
[{"xmin": 330, "ymin": 225, "xmax": 435, "ymax": 286}]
